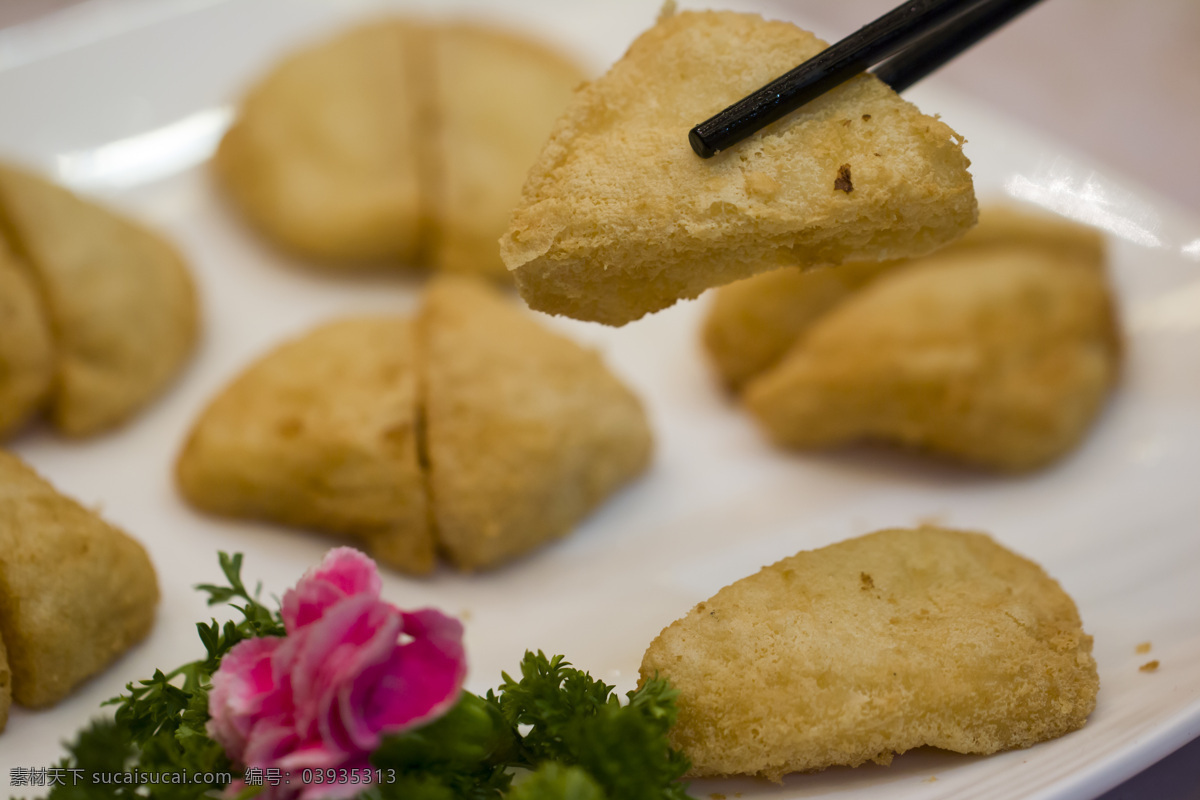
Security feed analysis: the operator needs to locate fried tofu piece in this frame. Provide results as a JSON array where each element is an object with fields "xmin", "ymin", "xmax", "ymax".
[
  {"xmin": 419, "ymin": 277, "xmax": 652, "ymax": 570},
  {"xmin": 216, "ymin": 20, "xmax": 584, "ymax": 276},
  {"xmin": 743, "ymin": 247, "xmax": 1120, "ymax": 470},
  {"xmin": 215, "ymin": 21, "xmax": 430, "ymax": 263},
  {"xmin": 0, "ymin": 630, "xmax": 11, "ymax": 733},
  {"xmin": 0, "ymin": 164, "xmax": 198, "ymax": 436},
  {"xmin": 0, "ymin": 451, "xmax": 158, "ymax": 708},
  {"xmin": 431, "ymin": 25, "xmax": 585, "ymax": 279},
  {"xmin": 500, "ymin": 10, "xmax": 976, "ymax": 326},
  {"xmin": 703, "ymin": 205, "xmax": 1106, "ymax": 390},
  {"xmin": 950, "ymin": 204, "xmax": 1106, "ymax": 266},
  {"xmin": 0, "ymin": 241, "xmax": 54, "ymax": 438},
  {"xmin": 703, "ymin": 261, "xmax": 894, "ymax": 391},
  {"xmin": 177, "ymin": 318, "xmax": 434, "ymax": 575},
  {"xmin": 640, "ymin": 526, "xmax": 1098, "ymax": 779}
]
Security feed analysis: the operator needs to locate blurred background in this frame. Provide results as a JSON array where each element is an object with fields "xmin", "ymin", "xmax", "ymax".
[{"xmin": 0, "ymin": 0, "xmax": 1196, "ymax": 797}]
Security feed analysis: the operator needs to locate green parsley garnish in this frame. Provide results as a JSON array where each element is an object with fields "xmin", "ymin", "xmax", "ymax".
[{"xmin": 23, "ymin": 554, "xmax": 694, "ymax": 800}]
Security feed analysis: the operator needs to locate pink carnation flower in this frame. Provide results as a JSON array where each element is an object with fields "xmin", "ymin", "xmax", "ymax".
[{"xmin": 208, "ymin": 548, "xmax": 465, "ymax": 799}]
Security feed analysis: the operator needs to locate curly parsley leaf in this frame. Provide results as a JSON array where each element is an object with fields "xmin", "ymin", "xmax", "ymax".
[{"xmin": 29, "ymin": 557, "xmax": 694, "ymax": 800}]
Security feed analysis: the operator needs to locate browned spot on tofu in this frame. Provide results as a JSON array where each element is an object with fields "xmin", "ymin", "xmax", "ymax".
[
  {"xmin": 1139, "ymin": 660, "xmax": 1160, "ymax": 672},
  {"xmin": 1135, "ymin": 642, "xmax": 1152, "ymax": 654},
  {"xmin": 835, "ymin": 163, "xmax": 854, "ymax": 193},
  {"xmin": 862, "ymin": 114, "xmax": 872, "ymax": 121}
]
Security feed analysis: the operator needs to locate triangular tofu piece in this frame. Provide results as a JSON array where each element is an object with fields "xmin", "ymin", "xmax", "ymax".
[
  {"xmin": 177, "ymin": 318, "xmax": 435, "ymax": 575},
  {"xmin": 0, "ymin": 164, "xmax": 198, "ymax": 436},
  {"xmin": 215, "ymin": 21, "xmax": 430, "ymax": 263},
  {"xmin": 704, "ymin": 204, "xmax": 1107, "ymax": 391},
  {"xmin": 430, "ymin": 25, "xmax": 585, "ymax": 280},
  {"xmin": 0, "ymin": 451, "xmax": 158, "ymax": 708},
  {"xmin": 0, "ymin": 239, "xmax": 54, "ymax": 438},
  {"xmin": 501, "ymin": 10, "xmax": 976, "ymax": 325},
  {"xmin": 640, "ymin": 527, "xmax": 1098, "ymax": 779},
  {"xmin": 744, "ymin": 247, "xmax": 1120, "ymax": 470},
  {"xmin": 419, "ymin": 277, "xmax": 651, "ymax": 570}
]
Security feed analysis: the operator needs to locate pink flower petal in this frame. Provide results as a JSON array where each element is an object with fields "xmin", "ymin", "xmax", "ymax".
[
  {"xmin": 365, "ymin": 609, "xmax": 466, "ymax": 733},
  {"xmin": 282, "ymin": 548, "xmax": 382, "ymax": 631},
  {"xmin": 207, "ymin": 637, "xmax": 284, "ymax": 760}
]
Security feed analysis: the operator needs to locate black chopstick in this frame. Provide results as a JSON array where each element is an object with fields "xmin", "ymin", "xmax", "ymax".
[
  {"xmin": 873, "ymin": 0, "xmax": 1044, "ymax": 91},
  {"xmin": 689, "ymin": 0, "xmax": 1043, "ymax": 158}
]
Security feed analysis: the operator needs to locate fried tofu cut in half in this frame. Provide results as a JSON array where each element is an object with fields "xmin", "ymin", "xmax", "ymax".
[
  {"xmin": 177, "ymin": 318, "xmax": 435, "ymax": 575},
  {"xmin": 743, "ymin": 245, "xmax": 1120, "ymax": 471},
  {"xmin": 431, "ymin": 25, "xmax": 585, "ymax": 279},
  {"xmin": 0, "ymin": 164, "xmax": 198, "ymax": 436},
  {"xmin": 215, "ymin": 21, "xmax": 430, "ymax": 263},
  {"xmin": 640, "ymin": 526, "xmax": 1098, "ymax": 780},
  {"xmin": 419, "ymin": 277, "xmax": 652, "ymax": 570},
  {"xmin": 0, "ymin": 241, "xmax": 53, "ymax": 438},
  {"xmin": 0, "ymin": 451, "xmax": 158, "ymax": 708},
  {"xmin": 216, "ymin": 19, "xmax": 584, "ymax": 276},
  {"xmin": 704, "ymin": 204, "xmax": 1107, "ymax": 391},
  {"xmin": 501, "ymin": 10, "xmax": 976, "ymax": 326}
]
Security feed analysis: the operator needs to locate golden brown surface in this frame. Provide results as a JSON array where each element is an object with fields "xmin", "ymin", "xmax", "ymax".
[
  {"xmin": 431, "ymin": 25, "xmax": 585, "ymax": 279},
  {"xmin": 419, "ymin": 277, "xmax": 652, "ymax": 570},
  {"xmin": 640, "ymin": 526, "xmax": 1098, "ymax": 779},
  {"xmin": 0, "ymin": 164, "xmax": 198, "ymax": 436},
  {"xmin": 216, "ymin": 19, "xmax": 583, "ymax": 276},
  {"xmin": 501, "ymin": 9, "xmax": 976, "ymax": 326},
  {"xmin": 0, "ymin": 450, "xmax": 158, "ymax": 708},
  {"xmin": 177, "ymin": 279, "xmax": 651, "ymax": 572},
  {"xmin": 177, "ymin": 318, "xmax": 435, "ymax": 575},
  {"xmin": 744, "ymin": 247, "xmax": 1120, "ymax": 470},
  {"xmin": 703, "ymin": 204, "xmax": 1108, "ymax": 391},
  {"xmin": 215, "ymin": 21, "xmax": 430, "ymax": 263},
  {"xmin": 703, "ymin": 261, "xmax": 894, "ymax": 391},
  {"xmin": 0, "ymin": 241, "xmax": 53, "ymax": 438}
]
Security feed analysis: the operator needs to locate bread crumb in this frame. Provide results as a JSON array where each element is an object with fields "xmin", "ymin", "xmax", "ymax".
[
  {"xmin": 1135, "ymin": 641, "xmax": 1151, "ymax": 654},
  {"xmin": 1140, "ymin": 660, "xmax": 1160, "ymax": 672},
  {"xmin": 862, "ymin": 114, "xmax": 872, "ymax": 121},
  {"xmin": 924, "ymin": 776, "xmax": 938, "ymax": 783},
  {"xmin": 710, "ymin": 794, "xmax": 726, "ymax": 800},
  {"xmin": 835, "ymin": 163, "xmax": 854, "ymax": 193},
  {"xmin": 860, "ymin": 572, "xmax": 875, "ymax": 590}
]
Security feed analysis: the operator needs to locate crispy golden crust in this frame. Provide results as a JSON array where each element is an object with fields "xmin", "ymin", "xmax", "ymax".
[
  {"xmin": 640, "ymin": 526, "xmax": 1098, "ymax": 780},
  {"xmin": 501, "ymin": 10, "xmax": 976, "ymax": 325},
  {"xmin": 419, "ymin": 277, "xmax": 652, "ymax": 570},
  {"xmin": 703, "ymin": 204, "xmax": 1108, "ymax": 391},
  {"xmin": 176, "ymin": 318, "xmax": 434, "ymax": 575},
  {"xmin": 215, "ymin": 20, "xmax": 584, "ymax": 275},
  {"xmin": 0, "ymin": 240, "xmax": 53, "ymax": 438},
  {"xmin": 215, "ymin": 21, "xmax": 431, "ymax": 263},
  {"xmin": 0, "ymin": 451, "xmax": 159, "ymax": 708},
  {"xmin": 0, "ymin": 164, "xmax": 198, "ymax": 436},
  {"xmin": 703, "ymin": 261, "xmax": 895, "ymax": 391},
  {"xmin": 431, "ymin": 24, "xmax": 585, "ymax": 279},
  {"xmin": 743, "ymin": 247, "xmax": 1120, "ymax": 470}
]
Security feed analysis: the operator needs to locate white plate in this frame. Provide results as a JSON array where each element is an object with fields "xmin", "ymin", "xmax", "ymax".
[{"xmin": 2, "ymin": 1, "xmax": 1199, "ymax": 799}]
